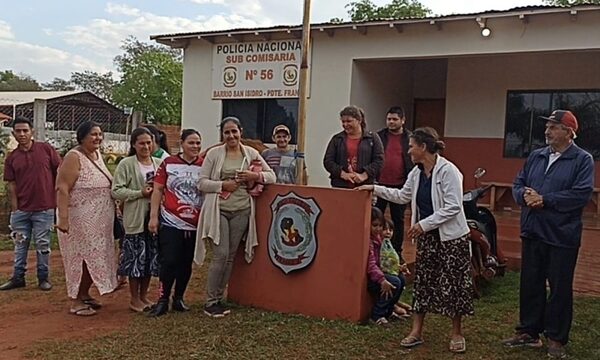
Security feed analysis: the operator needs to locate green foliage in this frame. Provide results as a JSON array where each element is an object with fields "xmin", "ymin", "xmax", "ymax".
[
  {"xmin": 70, "ymin": 71, "xmax": 116, "ymax": 102},
  {"xmin": 544, "ymin": 0, "xmax": 600, "ymax": 5},
  {"xmin": 0, "ymin": 70, "xmax": 41, "ymax": 91},
  {"xmin": 42, "ymin": 77, "xmax": 75, "ymax": 91},
  {"xmin": 342, "ymin": 0, "xmax": 431, "ymax": 22},
  {"xmin": 112, "ymin": 36, "xmax": 183, "ymax": 125}
]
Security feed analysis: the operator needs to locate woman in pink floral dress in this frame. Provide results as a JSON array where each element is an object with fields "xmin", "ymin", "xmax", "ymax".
[{"xmin": 56, "ymin": 121, "xmax": 117, "ymax": 316}]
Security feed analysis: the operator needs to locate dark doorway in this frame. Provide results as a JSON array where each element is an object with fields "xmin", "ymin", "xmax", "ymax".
[{"xmin": 413, "ymin": 99, "xmax": 446, "ymax": 137}]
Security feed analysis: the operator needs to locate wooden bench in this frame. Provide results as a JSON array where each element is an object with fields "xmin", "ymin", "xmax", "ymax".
[
  {"xmin": 481, "ymin": 182, "xmax": 600, "ymax": 216},
  {"xmin": 480, "ymin": 182, "xmax": 513, "ymax": 211}
]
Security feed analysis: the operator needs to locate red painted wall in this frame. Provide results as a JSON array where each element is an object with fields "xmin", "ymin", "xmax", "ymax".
[
  {"xmin": 228, "ymin": 184, "xmax": 373, "ymax": 323},
  {"xmin": 444, "ymin": 137, "xmax": 600, "ymax": 212}
]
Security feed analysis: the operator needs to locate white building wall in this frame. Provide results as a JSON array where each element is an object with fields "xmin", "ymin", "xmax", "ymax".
[
  {"xmin": 445, "ymin": 51, "xmax": 600, "ymax": 138},
  {"xmin": 179, "ymin": 10, "xmax": 600, "ymax": 186}
]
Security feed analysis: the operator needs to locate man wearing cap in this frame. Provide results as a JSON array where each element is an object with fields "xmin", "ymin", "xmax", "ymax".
[
  {"xmin": 262, "ymin": 125, "xmax": 297, "ymax": 184},
  {"xmin": 503, "ymin": 110, "xmax": 594, "ymax": 358},
  {"xmin": 375, "ymin": 106, "xmax": 413, "ymax": 259}
]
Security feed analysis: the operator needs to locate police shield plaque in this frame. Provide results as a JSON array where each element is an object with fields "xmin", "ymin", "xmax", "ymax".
[{"xmin": 268, "ymin": 192, "xmax": 321, "ymax": 274}]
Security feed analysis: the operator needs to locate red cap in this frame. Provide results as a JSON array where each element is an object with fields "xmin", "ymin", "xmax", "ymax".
[{"xmin": 539, "ymin": 110, "xmax": 578, "ymax": 137}]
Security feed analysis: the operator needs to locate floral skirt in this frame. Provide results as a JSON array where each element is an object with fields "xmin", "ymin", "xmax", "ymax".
[
  {"xmin": 412, "ymin": 231, "xmax": 474, "ymax": 317},
  {"xmin": 117, "ymin": 231, "xmax": 159, "ymax": 278}
]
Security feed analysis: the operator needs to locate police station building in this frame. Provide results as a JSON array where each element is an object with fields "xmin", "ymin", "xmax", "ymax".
[{"xmin": 152, "ymin": 4, "xmax": 600, "ymax": 189}]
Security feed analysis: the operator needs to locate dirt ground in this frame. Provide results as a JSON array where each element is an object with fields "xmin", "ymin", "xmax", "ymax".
[{"xmin": 0, "ymin": 251, "xmax": 135, "ymax": 360}]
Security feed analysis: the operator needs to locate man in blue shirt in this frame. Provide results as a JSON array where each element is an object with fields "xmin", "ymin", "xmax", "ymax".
[{"xmin": 503, "ymin": 110, "xmax": 594, "ymax": 359}]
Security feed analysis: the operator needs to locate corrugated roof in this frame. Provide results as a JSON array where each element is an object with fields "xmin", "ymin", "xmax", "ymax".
[
  {"xmin": 0, "ymin": 91, "xmax": 82, "ymax": 106},
  {"xmin": 151, "ymin": 4, "xmax": 590, "ymax": 41}
]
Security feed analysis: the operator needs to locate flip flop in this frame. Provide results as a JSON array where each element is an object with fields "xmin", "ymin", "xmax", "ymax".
[
  {"xmin": 69, "ymin": 305, "xmax": 97, "ymax": 316},
  {"xmin": 82, "ymin": 298, "xmax": 103, "ymax": 310},
  {"xmin": 390, "ymin": 312, "xmax": 411, "ymax": 321},
  {"xmin": 449, "ymin": 337, "xmax": 466, "ymax": 353},
  {"xmin": 129, "ymin": 304, "xmax": 152, "ymax": 313},
  {"xmin": 400, "ymin": 335, "xmax": 424, "ymax": 348}
]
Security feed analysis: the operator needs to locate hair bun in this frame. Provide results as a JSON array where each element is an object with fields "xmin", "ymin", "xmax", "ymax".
[{"xmin": 435, "ymin": 140, "xmax": 446, "ymax": 151}]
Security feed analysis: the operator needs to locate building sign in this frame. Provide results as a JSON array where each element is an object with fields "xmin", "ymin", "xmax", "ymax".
[
  {"xmin": 268, "ymin": 192, "xmax": 321, "ymax": 274},
  {"xmin": 212, "ymin": 40, "xmax": 303, "ymax": 99}
]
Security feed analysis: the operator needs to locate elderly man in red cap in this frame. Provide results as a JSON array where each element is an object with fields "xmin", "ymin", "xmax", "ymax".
[{"xmin": 503, "ymin": 110, "xmax": 594, "ymax": 358}]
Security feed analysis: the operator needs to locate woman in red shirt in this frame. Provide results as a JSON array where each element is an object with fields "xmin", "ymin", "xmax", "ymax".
[{"xmin": 323, "ymin": 105, "xmax": 384, "ymax": 188}]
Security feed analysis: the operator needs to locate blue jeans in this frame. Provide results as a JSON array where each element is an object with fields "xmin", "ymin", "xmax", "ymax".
[
  {"xmin": 368, "ymin": 274, "xmax": 405, "ymax": 320},
  {"xmin": 10, "ymin": 209, "xmax": 54, "ymax": 280}
]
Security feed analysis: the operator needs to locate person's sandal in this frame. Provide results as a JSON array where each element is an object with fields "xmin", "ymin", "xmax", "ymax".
[
  {"xmin": 69, "ymin": 305, "xmax": 96, "ymax": 316},
  {"xmin": 82, "ymin": 298, "xmax": 103, "ymax": 310},
  {"xmin": 400, "ymin": 335, "xmax": 424, "ymax": 348},
  {"xmin": 449, "ymin": 337, "xmax": 466, "ymax": 353}
]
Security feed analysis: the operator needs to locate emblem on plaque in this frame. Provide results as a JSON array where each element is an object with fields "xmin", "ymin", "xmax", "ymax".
[{"xmin": 268, "ymin": 192, "xmax": 321, "ymax": 274}]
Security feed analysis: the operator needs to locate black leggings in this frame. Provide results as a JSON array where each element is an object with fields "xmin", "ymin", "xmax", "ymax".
[{"xmin": 157, "ymin": 225, "xmax": 196, "ymax": 300}]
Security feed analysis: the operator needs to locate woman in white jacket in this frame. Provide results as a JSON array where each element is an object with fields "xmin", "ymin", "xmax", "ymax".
[
  {"xmin": 357, "ymin": 127, "xmax": 472, "ymax": 354},
  {"xmin": 195, "ymin": 117, "xmax": 276, "ymax": 318}
]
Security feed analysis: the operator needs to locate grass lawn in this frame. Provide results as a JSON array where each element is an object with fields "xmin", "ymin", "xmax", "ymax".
[{"xmin": 23, "ymin": 270, "xmax": 600, "ymax": 360}]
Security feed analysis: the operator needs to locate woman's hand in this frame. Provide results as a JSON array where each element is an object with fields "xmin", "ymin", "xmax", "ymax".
[
  {"xmin": 141, "ymin": 185, "xmax": 153, "ymax": 198},
  {"xmin": 407, "ymin": 223, "xmax": 424, "ymax": 240},
  {"xmin": 235, "ymin": 170, "xmax": 260, "ymax": 183},
  {"xmin": 354, "ymin": 184, "xmax": 374, "ymax": 191},
  {"xmin": 353, "ymin": 172, "xmax": 369, "ymax": 184},
  {"xmin": 341, "ymin": 170, "xmax": 355, "ymax": 183},
  {"xmin": 222, "ymin": 179, "xmax": 240, "ymax": 192},
  {"xmin": 380, "ymin": 279, "xmax": 396, "ymax": 299},
  {"xmin": 148, "ymin": 216, "xmax": 159, "ymax": 235},
  {"xmin": 55, "ymin": 217, "xmax": 69, "ymax": 234}
]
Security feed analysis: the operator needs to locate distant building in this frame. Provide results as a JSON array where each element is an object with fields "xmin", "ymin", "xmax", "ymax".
[{"xmin": 0, "ymin": 91, "xmax": 128, "ymax": 134}]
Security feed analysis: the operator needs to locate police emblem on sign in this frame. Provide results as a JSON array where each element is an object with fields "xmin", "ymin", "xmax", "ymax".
[{"xmin": 268, "ymin": 192, "xmax": 321, "ymax": 274}]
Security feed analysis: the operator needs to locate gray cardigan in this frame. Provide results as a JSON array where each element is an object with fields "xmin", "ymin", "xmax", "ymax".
[
  {"xmin": 374, "ymin": 155, "xmax": 469, "ymax": 241},
  {"xmin": 111, "ymin": 155, "xmax": 163, "ymax": 234}
]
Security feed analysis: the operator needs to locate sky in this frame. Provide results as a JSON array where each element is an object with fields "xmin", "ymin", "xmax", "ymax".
[{"xmin": 0, "ymin": 0, "xmax": 547, "ymax": 83}]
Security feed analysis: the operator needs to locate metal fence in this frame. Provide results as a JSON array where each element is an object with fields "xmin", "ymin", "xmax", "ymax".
[{"xmin": 0, "ymin": 92, "xmax": 132, "ymax": 157}]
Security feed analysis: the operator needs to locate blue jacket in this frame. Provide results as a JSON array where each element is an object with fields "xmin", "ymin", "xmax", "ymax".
[{"xmin": 513, "ymin": 144, "xmax": 594, "ymax": 248}]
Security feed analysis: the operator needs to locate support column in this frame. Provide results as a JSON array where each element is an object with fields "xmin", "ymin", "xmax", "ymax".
[{"xmin": 33, "ymin": 99, "xmax": 47, "ymax": 142}]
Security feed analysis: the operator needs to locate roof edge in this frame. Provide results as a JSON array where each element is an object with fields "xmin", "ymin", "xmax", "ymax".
[{"xmin": 151, "ymin": 5, "xmax": 600, "ymax": 45}]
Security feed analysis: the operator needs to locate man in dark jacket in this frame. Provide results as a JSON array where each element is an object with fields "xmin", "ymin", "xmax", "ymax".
[
  {"xmin": 375, "ymin": 106, "xmax": 413, "ymax": 259},
  {"xmin": 503, "ymin": 110, "xmax": 594, "ymax": 359}
]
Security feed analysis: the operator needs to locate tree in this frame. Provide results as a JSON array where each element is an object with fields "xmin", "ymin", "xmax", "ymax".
[
  {"xmin": 42, "ymin": 77, "xmax": 75, "ymax": 91},
  {"xmin": 544, "ymin": 0, "xmax": 600, "ymax": 5},
  {"xmin": 0, "ymin": 70, "xmax": 41, "ymax": 91},
  {"xmin": 338, "ymin": 0, "xmax": 431, "ymax": 22},
  {"xmin": 112, "ymin": 36, "xmax": 183, "ymax": 125},
  {"xmin": 70, "ymin": 71, "xmax": 116, "ymax": 102}
]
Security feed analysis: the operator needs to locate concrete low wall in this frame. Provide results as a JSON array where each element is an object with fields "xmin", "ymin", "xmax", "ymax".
[{"xmin": 228, "ymin": 184, "xmax": 373, "ymax": 322}]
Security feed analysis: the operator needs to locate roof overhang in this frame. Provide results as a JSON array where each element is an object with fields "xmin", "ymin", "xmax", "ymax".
[{"xmin": 151, "ymin": 5, "xmax": 600, "ymax": 48}]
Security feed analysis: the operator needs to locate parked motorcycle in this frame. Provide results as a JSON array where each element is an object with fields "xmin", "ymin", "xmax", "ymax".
[{"xmin": 463, "ymin": 168, "xmax": 507, "ymax": 297}]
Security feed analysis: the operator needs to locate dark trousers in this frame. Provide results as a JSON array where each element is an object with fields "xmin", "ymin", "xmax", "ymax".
[
  {"xmin": 517, "ymin": 237, "xmax": 579, "ymax": 345},
  {"xmin": 367, "ymin": 274, "xmax": 405, "ymax": 320},
  {"xmin": 375, "ymin": 192, "xmax": 406, "ymax": 258},
  {"xmin": 157, "ymin": 225, "xmax": 196, "ymax": 300}
]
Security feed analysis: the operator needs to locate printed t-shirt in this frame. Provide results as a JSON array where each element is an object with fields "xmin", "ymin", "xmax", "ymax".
[
  {"xmin": 154, "ymin": 154, "xmax": 203, "ymax": 230},
  {"xmin": 262, "ymin": 148, "xmax": 296, "ymax": 184},
  {"xmin": 345, "ymin": 137, "xmax": 360, "ymax": 187}
]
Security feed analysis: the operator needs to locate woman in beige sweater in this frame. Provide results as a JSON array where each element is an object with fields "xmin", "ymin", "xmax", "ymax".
[{"xmin": 195, "ymin": 116, "xmax": 276, "ymax": 318}]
